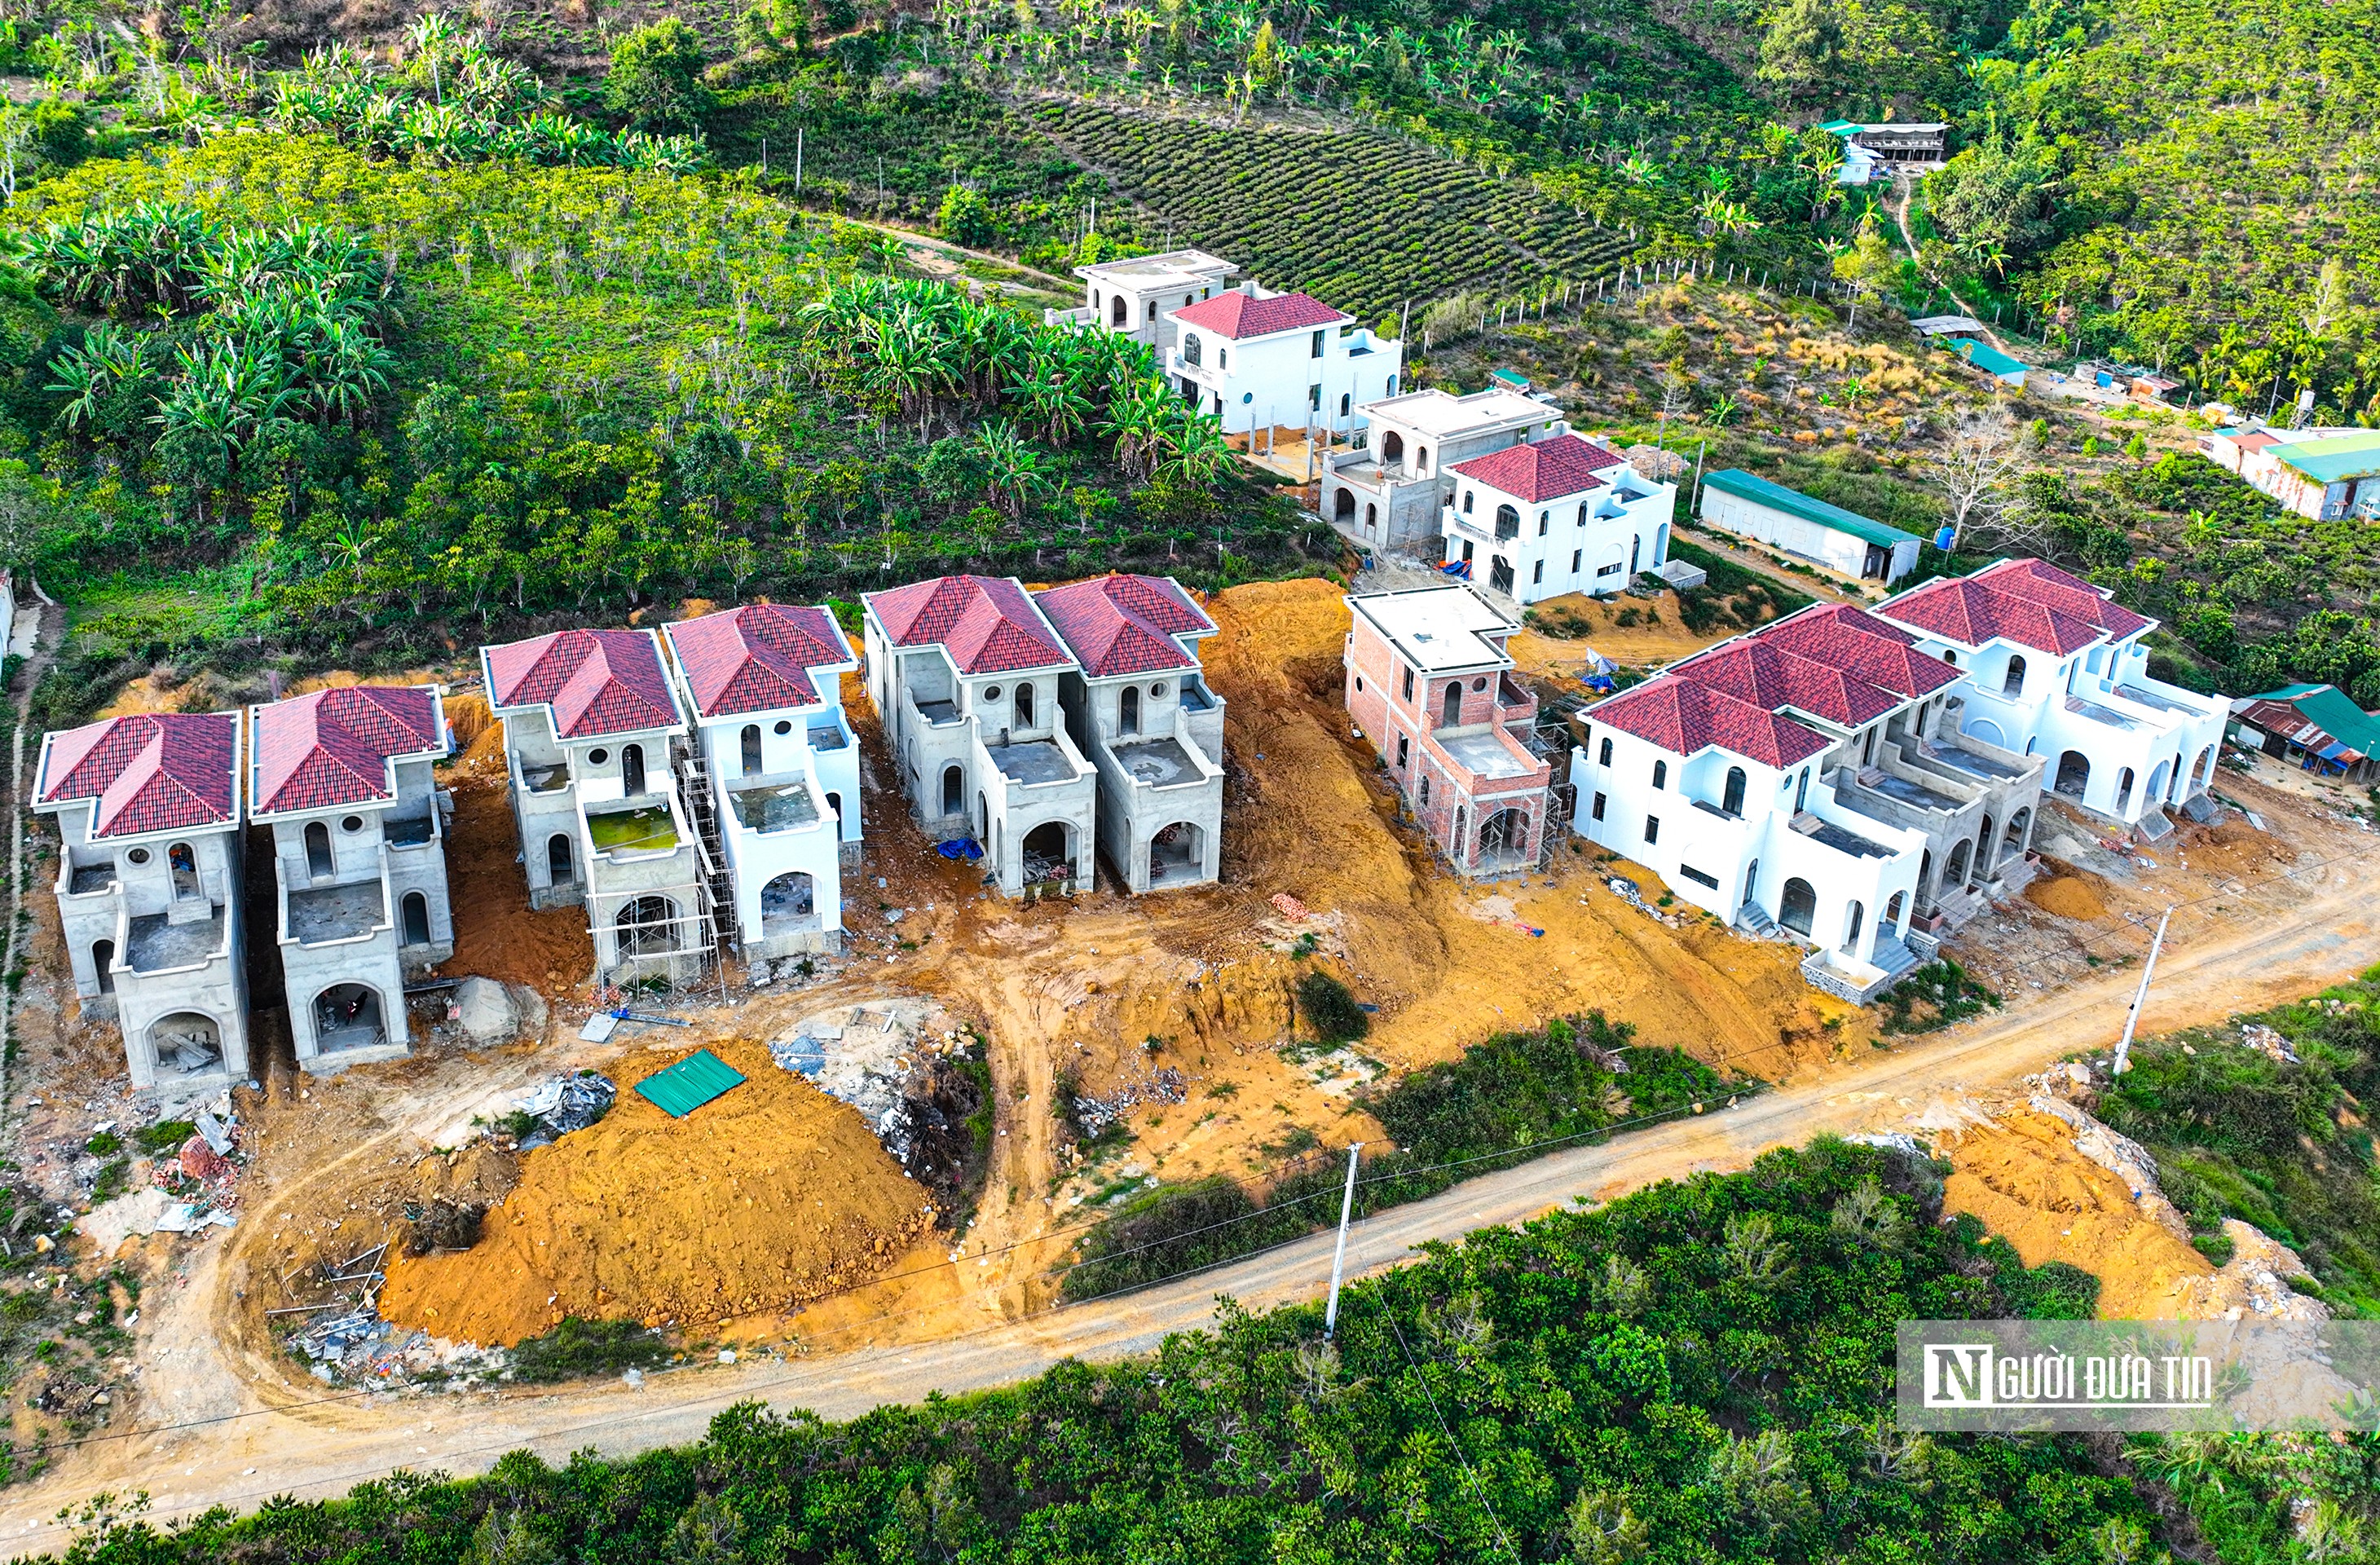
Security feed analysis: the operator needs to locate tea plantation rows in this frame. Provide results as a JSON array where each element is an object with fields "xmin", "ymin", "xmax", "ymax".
[{"xmin": 1033, "ymin": 104, "xmax": 1641, "ymax": 321}]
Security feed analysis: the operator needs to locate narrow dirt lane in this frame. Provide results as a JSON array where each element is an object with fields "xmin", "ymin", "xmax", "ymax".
[{"xmin": 2, "ymin": 866, "xmax": 2369, "ymax": 1554}]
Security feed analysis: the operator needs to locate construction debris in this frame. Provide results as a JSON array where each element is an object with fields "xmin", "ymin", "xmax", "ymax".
[
  {"xmin": 404, "ymin": 1198, "xmax": 487, "ymax": 1256},
  {"xmin": 1069, "ymin": 1068, "xmax": 1188, "ymax": 1139},
  {"xmin": 509, "ymin": 1072, "xmax": 617, "ymax": 1148},
  {"xmin": 2239, "ymin": 1023, "xmax": 2300, "ymax": 1065}
]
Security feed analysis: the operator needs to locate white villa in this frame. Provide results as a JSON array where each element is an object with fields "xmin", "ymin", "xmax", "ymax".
[
  {"xmin": 862, "ymin": 575, "xmax": 1098, "ymax": 898},
  {"xmin": 663, "ymin": 603, "xmax": 862, "ymax": 960},
  {"xmin": 1324, "ymin": 386, "xmax": 1563, "ymax": 551},
  {"xmin": 1573, "ymin": 602, "xmax": 2045, "ymax": 1003},
  {"xmin": 36, "ymin": 712, "xmax": 252, "ymax": 1090},
  {"xmin": 1035, "ymin": 574, "xmax": 1227, "ymax": 893},
  {"xmin": 1876, "ymin": 559, "xmax": 2229, "ymax": 827},
  {"xmin": 483, "ymin": 627, "xmax": 712, "ymax": 984},
  {"xmin": 1056, "ymin": 249, "xmax": 1236, "ymax": 353},
  {"xmin": 1442, "ymin": 432, "xmax": 1677, "ymax": 605},
  {"xmin": 249, "ymin": 685, "xmax": 453, "ymax": 1072},
  {"xmin": 1166, "ymin": 284, "xmax": 1403, "ymax": 436}
]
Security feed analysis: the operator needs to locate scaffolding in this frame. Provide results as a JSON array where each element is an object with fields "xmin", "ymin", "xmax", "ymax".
[{"xmin": 580, "ymin": 747, "xmax": 729, "ymax": 1008}]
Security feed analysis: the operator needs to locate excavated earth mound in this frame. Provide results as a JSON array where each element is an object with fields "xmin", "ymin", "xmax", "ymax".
[{"xmin": 378, "ymin": 1038, "xmax": 934, "ymax": 1345}]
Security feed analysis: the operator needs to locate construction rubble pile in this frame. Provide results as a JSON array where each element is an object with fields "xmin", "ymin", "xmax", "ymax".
[
  {"xmin": 769, "ymin": 999, "xmax": 967, "ymax": 1170},
  {"xmin": 1069, "ymin": 1068, "xmax": 1188, "ymax": 1139},
  {"xmin": 77, "ymin": 1097, "xmax": 247, "ymax": 1253},
  {"xmin": 506, "ymin": 1072, "xmax": 617, "ymax": 1148},
  {"xmin": 293, "ymin": 1303, "xmax": 504, "ymax": 1386}
]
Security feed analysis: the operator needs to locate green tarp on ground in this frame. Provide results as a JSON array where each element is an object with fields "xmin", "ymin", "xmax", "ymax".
[{"xmin": 634, "ymin": 1048, "xmax": 747, "ymax": 1118}]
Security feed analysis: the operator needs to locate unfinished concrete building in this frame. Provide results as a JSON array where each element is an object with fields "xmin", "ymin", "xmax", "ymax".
[
  {"xmin": 249, "ymin": 684, "xmax": 453, "ymax": 1071},
  {"xmin": 861, "ymin": 575, "xmax": 1097, "ymax": 897},
  {"xmin": 1343, "ymin": 584, "xmax": 1552, "ymax": 877},
  {"xmin": 1035, "ymin": 574, "xmax": 1227, "ymax": 892},
  {"xmin": 483, "ymin": 628, "xmax": 712, "ymax": 985},
  {"xmin": 35, "ymin": 712, "xmax": 250, "ymax": 1090},
  {"xmin": 663, "ymin": 602, "xmax": 862, "ymax": 960}
]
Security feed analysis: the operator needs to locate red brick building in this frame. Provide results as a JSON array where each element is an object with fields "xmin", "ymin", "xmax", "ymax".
[{"xmin": 1343, "ymin": 584, "xmax": 1550, "ymax": 876}]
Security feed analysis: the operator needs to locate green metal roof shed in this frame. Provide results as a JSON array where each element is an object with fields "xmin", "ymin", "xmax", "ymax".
[
  {"xmin": 1951, "ymin": 338, "xmax": 2029, "ymax": 386},
  {"xmin": 2264, "ymin": 431, "xmax": 2380, "ymax": 483},
  {"xmin": 1699, "ymin": 470, "xmax": 1924, "ymax": 584}
]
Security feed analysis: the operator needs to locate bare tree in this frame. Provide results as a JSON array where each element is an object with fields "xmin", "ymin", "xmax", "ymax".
[
  {"xmin": 1654, "ymin": 367, "xmax": 1691, "ymax": 452},
  {"xmin": 1932, "ymin": 408, "xmax": 2036, "ymax": 553}
]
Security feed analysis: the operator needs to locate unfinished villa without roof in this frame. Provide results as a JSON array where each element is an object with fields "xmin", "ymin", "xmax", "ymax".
[
  {"xmin": 1324, "ymin": 386, "xmax": 1566, "ymax": 550},
  {"xmin": 663, "ymin": 602, "xmax": 862, "ymax": 960},
  {"xmin": 249, "ymin": 685, "xmax": 453, "ymax": 1071},
  {"xmin": 1876, "ymin": 558, "xmax": 2229, "ymax": 831},
  {"xmin": 483, "ymin": 627, "xmax": 713, "ymax": 985},
  {"xmin": 36, "ymin": 712, "xmax": 250, "ymax": 1090},
  {"xmin": 1034, "ymin": 574, "xmax": 1227, "ymax": 893},
  {"xmin": 1055, "ymin": 248, "xmax": 1236, "ymax": 352},
  {"xmin": 862, "ymin": 574, "xmax": 1097, "ymax": 898},
  {"xmin": 1344, "ymin": 584, "xmax": 1552, "ymax": 877}
]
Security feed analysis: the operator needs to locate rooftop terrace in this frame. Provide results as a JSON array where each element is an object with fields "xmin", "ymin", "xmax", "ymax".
[
  {"xmin": 730, "ymin": 780, "xmax": 822, "ymax": 834},
  {"xmin": 127, "ymin": 910, "xmax": 225, "ymax": 973},
  {"xmin": 287, "ymin": 881, "xmax": 386, "ymax": 946},
  {"xmin": 1436, "ymin": 728, "xmax": 1539, "ymax": 780},
  {"xmin": 1113, "ymin": 737, "xmax": 1199, "ymax": 787},
  {"xmin": 989, "ymin": 741, "xmax": 1078, "ymax": 787},
  {"xmin": 588, "ymin": 805, "xmax": 679, "ymax": 857}
]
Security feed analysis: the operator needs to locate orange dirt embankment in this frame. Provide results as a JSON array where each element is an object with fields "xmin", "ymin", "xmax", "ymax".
[
  {"xmin": 378, "ymin": 1038, "xmax": 933, "ymax": 1346},
  {"xmin": 1937, "ymin": 1106, "xmax": 2213, "ymax": 1320},
  {"xmin": 435, "ymin": 692, "xmax": 593, "ymax": 995},
  {"xmin": 1506, "ymin": 590, "xmax": 1731, "ymax": 674},
  {"xmin": 2025, "ymin": 867, "xmax": 2109, "ymax": 922}
]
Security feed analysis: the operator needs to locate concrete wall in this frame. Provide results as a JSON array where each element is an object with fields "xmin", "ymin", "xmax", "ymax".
[{"xmin": 1062, "ymin": 672, "xmax": 1224, "ymax": 893}]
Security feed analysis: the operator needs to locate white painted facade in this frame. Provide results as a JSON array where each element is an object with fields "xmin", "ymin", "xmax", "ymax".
[
  {"xmin": 1055, "ymin": 249, "xmax": 1236, "ymax": 353},
  {"xmin": 1164, "ymin": 288, "xmax": 1404, "ymax": 436},
  {"xmin": 1323, "ymin": 387, "xmax": 1565, "ymax": 551},
  {"xmin": 1442, "ymin": 444, "xmax": 1677, "ymax": 605}
]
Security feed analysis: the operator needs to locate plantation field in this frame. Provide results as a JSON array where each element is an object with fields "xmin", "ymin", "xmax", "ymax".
[{"xmin": 1033, "ymin": 104, "xmax": 1641, "ymax": 322}]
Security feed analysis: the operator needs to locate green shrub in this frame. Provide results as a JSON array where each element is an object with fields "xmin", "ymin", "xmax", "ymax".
[
  {"xmin": 508, "ymin": 1316, "xmax": 668, "ymax": 1382},
  {"xmin": 134, "ymin": 1120, "xmax": 196, "ymax": 1154},
  {"xmin": 1294, "ymin": 970, "xmax": 1368, "ymax": 1043}
]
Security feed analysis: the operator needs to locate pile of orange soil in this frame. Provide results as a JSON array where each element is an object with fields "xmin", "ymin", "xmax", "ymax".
[
  {"xmin": 435, "ymin": 768, "xmax": 592, "ymax": 995},
  {"xmin": 2025, "ymin": 873, "xmax": 2109, "ymax": 922},
  {"xmin": 378, "ymin": 1038, "xmax": 935, "ymax": 1346},
  {"xmin": 1937, "ymin": 1105, "xmax": 2212, "ymax": 1319}
]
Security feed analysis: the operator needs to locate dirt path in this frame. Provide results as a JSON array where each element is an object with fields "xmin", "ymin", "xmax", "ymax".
[
  {"xmin": 0, "ymin": 597, "xmax": 56, "ymax": 1114},
  {"xmin": 3, "ymin": 863, "xmax": 2370, "ymax": 1551},
  {"xmin": 1888, "ymin": 173, "xmax": 2009, "ymax": 354},
  {"xmin": 1675, "ymin": 523, "xmax": 1871, "ymax": 606}
]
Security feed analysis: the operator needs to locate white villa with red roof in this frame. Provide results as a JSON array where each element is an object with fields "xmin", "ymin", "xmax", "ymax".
[
  {"xmin": 862, "ymin": 575, "xmax": 1099, "ymax": 897},
  {"xmin": 1343, "ymin": 584, "xmax": 1553, "ymax": 877},
  {"xmin": 1165, "ymin": 284, "xmax": 1402, "ymax": 437},
  {"xmin": 249, "ymin": 685, "xmax": 452, "ymax": 1071},
  {"xmin": 1324, "ymin": 386, "xmax": 1566, "ymax": 551},
  {"xmin": 35, "ymin": 712, "xmax": 251, "ymax": 1090},
  {"xmin": 1441, "ymin": 431, "xmax": 1677, "ymax": 604},
  {"xmin": 1035, "ymin": 575, "xmax": 1227, "ymax": 893},
  {"xmin": 663, "ymin": 603, "xmax": 862, "ymax": 960},
  {"xmin": 1875, "ymin": 559, "xmax": 2228, "ymax": 827},
  {"xmin": 1572, "ymin": 602, "xmax": 2047, "ymax": 1003},
  {"xmin": 482, "ymin": 627, "xmax": 712, "ymax": 983}
]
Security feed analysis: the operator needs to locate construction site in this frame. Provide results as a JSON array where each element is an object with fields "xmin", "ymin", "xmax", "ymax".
[{"xmin": 4, "ymin": 566, "xmax": 2378, "ymax": 1514}]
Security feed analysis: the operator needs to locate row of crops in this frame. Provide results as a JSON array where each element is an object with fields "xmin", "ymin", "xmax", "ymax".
[{"xmin": 1032, "ymin": 104, "xmax": 1639, "ymax": 322}]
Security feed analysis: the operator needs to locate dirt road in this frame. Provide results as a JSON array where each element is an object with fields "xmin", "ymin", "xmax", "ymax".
[{"xmin": 2, "ymin": 865, "xmax": 2369, "ymax": 1555}]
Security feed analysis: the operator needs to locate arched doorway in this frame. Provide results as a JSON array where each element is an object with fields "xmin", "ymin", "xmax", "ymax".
[
  {"xmin": 1334, "ymin": 488, "xmax": 1355, "ymax": 521},
  {"xmin": 1441, "ymin": 682, "xmax": 1461, "ymax": 728},
  {"xmin": 2003, "ymin": 807, "xmax": 2032, "ymax": 854},
  {"xmin": 313, "ymin": 984, "xmax": 386, "ymax": 1053},
  {"xmin": 547, "ymin": 833, "xmax": 574, "ymax": 885},
  {"xmin": 622, "ymin": 743, "xmax": 646, "ymax": 796},
  {"xmin": 1945, "ymin": 838, "xmax": 1972, "ymax": 888},
  {"xmin": 2001, "ymin": 655, "xmax": 2026, "ymax": 697},
  {"xmin": 401, "ymin": 891, "xmax": 430, "ymax": 946},
  {"xmin": 304, "ymin": 821, "xmax": 333, "ymax": 879},
  {"xmin": 615, "ymin": 895, "xmax": 677, "ymax": 959},
  {"xmin": 942, "ymin": 764, "xmax": 964, "ymax": 817},
  {"xmin": 1841, "ymin": 900, "xmax": 1864, "ymax": 953},
  {"xmin": 1884, "ymin": 891, "xmax": 1905, "ymax": 928},
  {"xmin": 169, "ymin": 841, "xmax": 201, "ymax": 902},
  {"xmin": 1974, "ymin": 813, "xmax": 1996, "ymax": 876},
  {"xmin": 1148, "ymin": 822, "xmax": 1204, "ymax": 886},
  {"xmin": 1022, "ymin": 821, "xmax": 1072, "ymax": 884},
  {"xmin": 2147, "ymin": 758, "xmax": 2171, "ymax": 804},
  {"xmin": 740, "ymin": 724, "xmax": 763, "ymax": 774},
  {"xmin": 2115, "ymin": 766, "xmax": 2135, "ymax": 814},
  {"xmin": 760, "ymin": 871, "xmax": 818, "ymax": 937},
  {"xmin": 1722, "ymin": 766, "xmax": 1747, "ymax": 816},
  {"xmin": 2192, "ymin": 745, "xmax": 2214, "ymax": 789},
  {"xmin": 1014, "ymin": 683, "xmax": 1035, "ymax": 730},
  {"xmin": 90, "ymin": 939, "xmax": 115, "ymax": 994},
  {"xmin": 1741, "ymin": 858, "xmax": 1760, "ymax": 908},
  {"xmin": 1110, "ymin": 293, "xmax": 1126, "ymax": 327},
  {"xmin": 1478, "ymin": 808, "xmax": 1530, "ymax": 870},
  {"xmin": 2054, "ymin": 750, "xmax": 2091, "ymax": 799},
  {"xmin": 1121, "ymin": 686, "xmax": 1141, "ymax": 736},
  {"xmin": 1779, "ymin": 878, "xmax": 1817, "ymax": 937},
  {"xmin": 1364, "ymin": 502, "xmax": 1377, "ymax": 534},
  {"xmin": 1382, "ymin": 430, "xmax": 1404, "ymax": 466},
  {"xmin": 149, "ymin": 1012, "xmax": 223, "ymax": 1073}
]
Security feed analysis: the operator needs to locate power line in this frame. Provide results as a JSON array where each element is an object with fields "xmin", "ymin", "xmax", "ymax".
[{"xmin": 1368, "ymin": 1286, "xmax": 1520, "ymax": 1562}]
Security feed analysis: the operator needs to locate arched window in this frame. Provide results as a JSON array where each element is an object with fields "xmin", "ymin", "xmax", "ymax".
[
  {"xmin": 1382, "ymin": 430, "xmax": 1404, "ymax": 465},
  {"xmin": 547, "ymin": 834, "xmax": 574, "ymax": 884},
  {"xmin": 1111, "ymin": 293, "xmax": 1127, "ymax": 326},
  {"xmin": 1183, "ymin": 333, "xmax": 1202, "ymax": 367},
  {"xmin": 303, "ymin": 822, "xmax": 333, "ymax": 879},
  {"xmin": 622, "ymin": 743, "xmax": 646, "ymax": 795},
  {"xmin": 1630, "ymin": 536, "xmax": 1642, "ymax": 575},
  {"xmin": 1794, "ymin": 769, "xmax": 1810, "ymax": 812},
  {"xmin": 401, "ymin": 890, "xmax": 430, "ymax": 946},
  {"xmin": 1722, "ymin": 766, "xmax": 1746, "ymax": 816},
  {"xmin": 1598, "ymin": 737, "xmax": 1613, "ymax": 766},
  {"xmin": 1416, "ymin": 445, "xmax": 1429, "ymax": 472},
  {"xmin": 942, "ymin": 765, "xmax": 963, "ymax": 816},
  {"xmin": 1121, "ymin": 686, "xmax": 1141, "ymax": 736},
  {"xmin": 826, "ymin": 791, "xmax": 844, "ymax": 826},
  {"xmin": 739, "ymin": 724, "xmax": 762, "ymax": 774},
  {"xmin": 1442, "ymin": 682, "xmax": 1462, "ymax": 727},
  {"xmin": 1462, "ymin": 490, "xmax": 1474, "ymax": 514},
  {"xmin": 1340, "ymin": 392, "xmax": 1351, "ymax": 417},
  {"xmin": 91, "ymin": 939, "xmax": 114, "ymax": 994},
  {"xmin": 1841, "ymin": 901, "xmax": 1864, "ymax": 953},
  {"xmin": 1537, "ymin": 511, "xmax": 1549, "ymax": 536},
  {"xmin": 1493, "ymin": 503, "xmax": 1520, "ymax": 540},
  {"xmin": 2001, "ymin": 654, "xmax": 2027, "ymax": 697},
  {"xmin": 1015, "ymin": 682, "xmax": 1035, "ymax": 730},
  {"xmin": 1651, "ymin": 759, "xmax": 1667, "ymax": 790}
]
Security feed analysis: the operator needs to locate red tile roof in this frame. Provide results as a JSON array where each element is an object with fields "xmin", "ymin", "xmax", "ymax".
[
  {"xmin": 483, "ymin": 628, "xmax": 681, "ymax": 739},
  {"xmin": 1448, "ymin": 434, "xmax": 1622, "ymax": 505},
  {"xmin": 1170, "ymin": 289, "xmax": 1348, "ymax": 341},
  {"xmin": 1591, "ymin": 675, "xmax": 1833, "ymax": 769},
  {"xmin": 38, "ymin": 712, "xmax": 238, "ymax": 840},
  {"xmin": 1881, "ymin": 558, "xmax": 2149, "ymax": 655},
  {"xmin": 1033, "ymin": 575, "xmax": 1214, "ymax": 679},
  {"xmin": 667, "ymin": 603, "xmax": 854, "ymax": 721},
  {"xmin": 866, "ymin": 575, "xmax": 1072, "ymax": 676},
  {"xmin": 1593, "ymin": 603, "xmax": 1962, "ymax": 764},
  {"xmin": 253, "ymin": 686, "xmax": 444, "ymax": 815}
]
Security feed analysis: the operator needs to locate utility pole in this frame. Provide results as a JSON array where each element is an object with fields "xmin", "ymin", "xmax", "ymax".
[
  {"xmin": 1324, "ymin": 1142, "xmax": 1361, "ymax": 1340},
  {"xmin": 2112, "ymin": 906, "xmax": 2173, "ymax": 1075},
  {"xmin": 795, "ymin": 127, "xmax": 804, "ymax": 195}
]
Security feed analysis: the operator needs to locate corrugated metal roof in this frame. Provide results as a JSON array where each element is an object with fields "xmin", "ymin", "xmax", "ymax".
[
  {"xmin": 633, "ymin": 1049, "xmax": 747, "ymax": 1118},
  {"xmin": 2244, "ymin": 683, "xmax": 2380, "ymax": 760},
  {"xmin": 1701, "ymin": 469, "xmax": 1921, "ymax": 549},
  {"xmin": 2263, "ymin": 430, "xmax": 2380, "ymax": 483},
  {"xmin": 1953, "ymin": 339, "xmax": 2030, "ymax": 379}
]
